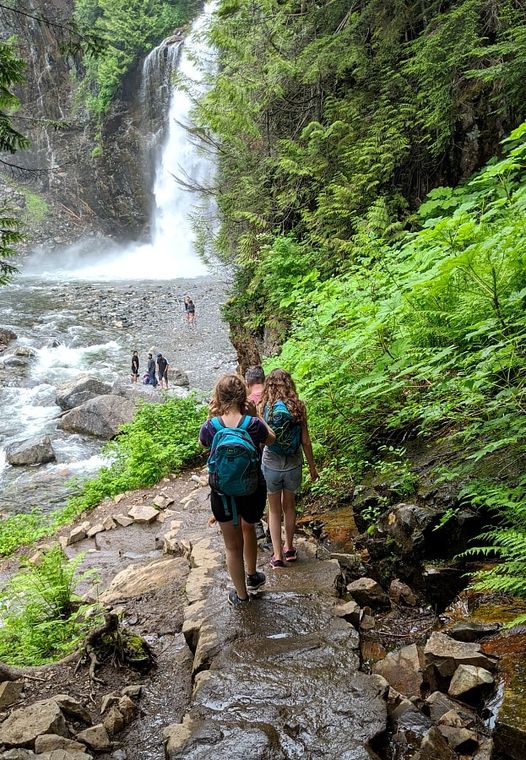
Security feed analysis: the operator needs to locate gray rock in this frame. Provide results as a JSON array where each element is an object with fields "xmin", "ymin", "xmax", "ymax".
[
  {"xmin": 448, "ymin": 620, "xmax": 500, "ymax": 642},
  {"xmin": 3, "ymin": 356, "xmax": 28, "ymax": 368},
  {"xmin": 5, "ymin": 436, "xmax": 56, "ymax": 466},
  {"xmin": 128, "ymin": 505, "xmax": 159, "ymax": 524},
  {"xmin": 109, "ymin": 379, "xmax": 164, "ymax": 404},
  {"xmin": 389, "ymin": 579, "xmax": 417, "ymax": 606},
  {"xmin": 114, "ymin": 514, "xmax": 133, "ymax": 527},
  {"xmin": 120, "ymin": 685, "xmax": 142, "ymax": 699},
  {"xmin": 0, "ymin": 681, "xmax": 23, "ymax": 710},
  {"xmin": 412, "ymin": 727, "xmax": 456, "ymax": 760},
  {"xmin": 424, "ymin": 691, "xmax": 467, "ymax": 723},
  {"xmin": 378, "ymin": 502, "xmax": 435, "ymax": 556},
  {"xmin": 102, "ymin": 707, "xmax": 124, "ymax": 737},
  {"xmin": 373, "ymin": 644, "xmax": 424, "ymax": 698},
  {"xmin": 437, "ymin": 724, "xmax": 479, "ymax": 753},
  {"xmin": 424, "ymin": 632, "xmax": 496, "ymax": 690},
  {"xmin": 448, "ymin": 664, "xmax": 494, "ymax": 700},
  {"xmin": 34, "ymin": 735, "xmax": 88, "ymax": 754},
  {"xmin": 53, "ymin": 694, "xmax": 92, "ymax": 724},
  {"xmin": 66, "ymin": 521, "xmax": 90, "ymax": 546},
  {"xmin": 0, "ymin": 698, "xmax": 68, "ymax": 748},
  {"xmin": 86, "ymin": 523, "xmax": 104, "ymax": 538},
  {"xmin": 169, "ymin": 368, "xmax": 190, "ymax": 387},
  {"xmin": 56, "ymin": 376, "xmax": 112, "ymax": 411},
  {"xmin": 75, "ymin": 724, "xmax": 111, "ymax": 751},
  {"xmin": 14, "ymin": 346, "xmax": 36, "ymax": 358},
  {"xmin": 346, "ymin": 577, "xmax": 390, "ymax": 608},
  {"xmin": 57, "ymin": 395, "xmax": 135, "ymax": 439},
  {"xmin": 334, "ymin": 600, "xmax": 361, "ymax": 626},
  {"xmin": 0, "ymin": 328, "xmax": 17, "ymax": 345}
]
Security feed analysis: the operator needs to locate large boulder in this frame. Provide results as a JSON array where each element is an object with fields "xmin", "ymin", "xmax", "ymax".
[
  {"xmin": 56, "ymin": 375, "xmax": 112, "ymax": 411},
  {"xmin": 5, "ymin": 436, "xmax": 56, "ymax": 466},
  {"xmin": 57, "ymin": 395, "xmax": 135, "ymax": 439},
  {"xmin": 0, "ymin": 698, "xmax": 68, "ymax": 748},
  {"xmin": 168, "ymin": 368, "xmax": 190, "ymax": 387}
]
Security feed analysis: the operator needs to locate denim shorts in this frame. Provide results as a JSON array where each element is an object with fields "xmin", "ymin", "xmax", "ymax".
[{"xmin": 261, "ymin": 463, "xmax": 302, "ymax": 494}]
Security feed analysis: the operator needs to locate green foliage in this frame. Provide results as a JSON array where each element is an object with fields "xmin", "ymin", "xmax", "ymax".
[
  {"xmin": 0, "ymin": 396, "xmax": 205, "ymax": 557},
  {"xmin": 75, "ymin": 0, "xmax": 198, "ymax": 116},
  {"xmin": 0, "ymin": 546, "xmax": 103, "ymax": 665}
]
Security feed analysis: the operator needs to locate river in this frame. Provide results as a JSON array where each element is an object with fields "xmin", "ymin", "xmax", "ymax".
[{"xmin": 0, "ymin": 3, "xmax": 235, "ymax": 518}]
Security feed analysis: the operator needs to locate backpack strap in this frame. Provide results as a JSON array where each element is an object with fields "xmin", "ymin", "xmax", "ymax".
[
  {"xmin": 237, "ymin": 415, "xmax": 251, "ymax": 431},
  {"xmin": 211, "ymin": 417, "xmax": 224, "ymax": 432},
  {"xmin": 220, "ymin": 494, "xmax": 239, "ymax": 527}
]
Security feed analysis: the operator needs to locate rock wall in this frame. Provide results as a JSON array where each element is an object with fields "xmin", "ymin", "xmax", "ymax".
[{"xmin": 1, "ymin": 0, "xmax": 154, "ymax": 249}]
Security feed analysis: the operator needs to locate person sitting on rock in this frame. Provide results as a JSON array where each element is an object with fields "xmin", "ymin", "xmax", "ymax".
[
  {"xmin": 199, "ymin": 373, "xmax": 275, "ymax": 607},
  {"xmin": 157, "ymin": 353, "xmax": 169, "ymax": 389}
]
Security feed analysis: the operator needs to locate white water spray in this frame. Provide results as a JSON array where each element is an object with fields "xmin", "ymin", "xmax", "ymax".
[{"xmin": 23, "ymin": 5, "xmax": 214, "ymax": 281}]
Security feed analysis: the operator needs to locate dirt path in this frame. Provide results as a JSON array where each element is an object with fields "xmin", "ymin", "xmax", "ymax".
[{"xmin": 2, "ymin": 470, "xmax": 388, "ymax": 759}]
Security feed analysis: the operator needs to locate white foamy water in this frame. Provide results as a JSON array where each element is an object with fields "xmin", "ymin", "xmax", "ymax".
[
  {"xmin": 22, "ymin": 4, "xmax": 215, "ymax": 281},
  {"xmin": 32, "ymin": 340, "xmax": 120, "ymax": 383}
]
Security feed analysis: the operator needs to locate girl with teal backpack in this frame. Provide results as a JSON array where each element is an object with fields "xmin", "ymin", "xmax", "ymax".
[
  {"xmin": 199, "ymin": 374, "xmax": 275, "ymax": 607},
  {"xmin": 260, "ymin": 369, "xmax": 319, "ymax": 568}
]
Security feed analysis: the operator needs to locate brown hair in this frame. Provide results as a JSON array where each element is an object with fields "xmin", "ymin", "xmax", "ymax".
[
  {"xmin": 209, "ymin": 373, "xmax": 247, "ymax": 418},
  {"xmin": 259, "ymin": 368, "xmax": 304, "ymax": 423}
]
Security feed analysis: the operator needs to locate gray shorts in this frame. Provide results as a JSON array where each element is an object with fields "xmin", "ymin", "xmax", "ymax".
[{"xmin": 261, "ymin": 462, "xmax": 302, "ymax": 494}]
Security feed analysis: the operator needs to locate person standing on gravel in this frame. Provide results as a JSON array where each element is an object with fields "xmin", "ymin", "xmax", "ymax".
[
  {"xmin": 157, "ymin": 353, "xmax": 169, "ymax": 389},
  {"xmin": 146, "ymin": 353, "xmax": 158, "ymax": 387},
  {"xmin": 259, "ymin": 368, "xmax": 319, "ymax": 568},
  {"xmin": 184, "ymin": 295, "xmax": 196, "ymax": 326},
  {"xmin": 199, "ymin": 374, "xmax": 275, "ymax": 607},
  {"xmin": 131, "ymin": 351, "xmax": 139, "ymax": 383}
]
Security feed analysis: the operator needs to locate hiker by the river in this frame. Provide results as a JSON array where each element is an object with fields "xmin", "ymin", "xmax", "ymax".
[
  {"xmin": 157, "ymin": 353, "xmax": 169, "ymax": 389},
  {"xmin": 184, "ymin": 295, "xmax": 196, "ymax": 326},
  {"xmin": 145, "ymin": 353, "xmax": 158, "ymax": 387},
  {"xmin": 199, "ymin": 373, "xmax": 275, "ymax": 607},
  {"xmin": 259, "ymin": 368, "xmax": 319, "ymax": 567},
  {"xmin": 131, "ymin": 351, "xmax": 139, "ymax": 384}
]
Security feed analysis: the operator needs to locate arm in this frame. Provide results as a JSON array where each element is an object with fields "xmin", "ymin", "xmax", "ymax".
[{"xmin": 301, "ymin": 409, "xmax": 318, "ymax": 481}]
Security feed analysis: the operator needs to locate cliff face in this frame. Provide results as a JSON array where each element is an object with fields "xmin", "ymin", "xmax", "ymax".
[{"xmin": 2, "ymin": 0, "xmax": 153, "ymax": 248}]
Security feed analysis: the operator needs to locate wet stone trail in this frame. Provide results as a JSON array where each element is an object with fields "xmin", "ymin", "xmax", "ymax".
[{"xmin": 30, "ymin": 469, "xmax": 388, "ymax": 760}]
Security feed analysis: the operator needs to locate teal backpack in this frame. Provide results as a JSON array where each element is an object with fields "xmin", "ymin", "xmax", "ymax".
[
  {"xmin": 207, "ymin": 416, "xmax": 260, "ymax": 525},
  {"xmin": 264, "ymin": 400, "xmax": 302, "ymax": 456}
]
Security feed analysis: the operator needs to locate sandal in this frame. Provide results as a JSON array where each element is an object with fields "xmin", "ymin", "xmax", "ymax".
[
  {"xmin": 270, "ymin": 555, "xmax": 285, "ymax": 568},
  {"xmin": 284, "ymin": 547, "xmax": 297, "ymax": 562}
]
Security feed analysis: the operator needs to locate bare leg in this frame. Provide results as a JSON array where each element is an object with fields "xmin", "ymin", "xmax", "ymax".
[
  {"xmin": 268, "ymin": 491, "xmax": 283, "ymax": 561},
  {"xmin": 219, "ymin": 520, "xmax": 248, "ymax": 599},
  {"xmin": 241, "ymin": 519, "xmax": 257, "ymax": 575},
  {"xmin": 282, "ymin": 490, "xmax": 296, "ymax": 550}
]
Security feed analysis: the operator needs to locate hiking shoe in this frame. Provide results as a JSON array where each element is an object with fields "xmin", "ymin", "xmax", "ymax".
[
  {"xmin": 255, "ymin": 521, "xmax": 266, "ymax": 541},
  {"xmin": 270, "ymin": 555, "xmax": 285, "ymax": 569},
  {"xmin": 284, "ymin": 547, "xmax": 298, "ymax": 562},
  {"xmin": 247, "ymin": 570, "xmax": 266, "ymax": 591},
  {"xmin": 228, "ymin": 590, "xmax": 250, "ymax": 608}
]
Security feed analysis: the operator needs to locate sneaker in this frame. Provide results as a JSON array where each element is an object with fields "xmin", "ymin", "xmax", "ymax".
[
  {"xmin": 254, "ymin": 521, "xmax": 266, "ymax": 541},
  {"xmin": 228, "ymin": 589, "xmax": 250, "ymax": 608},
  {"xmin": 270, "ymin": 555, "xmax": 285, "ymax": 569},
  {"xmin": 247, "ymin": 570, "xmax": 266, "ymax": 591},
  {"xmin": 284, "ymin": 547, "xmax": 298, "ymax": 562}
]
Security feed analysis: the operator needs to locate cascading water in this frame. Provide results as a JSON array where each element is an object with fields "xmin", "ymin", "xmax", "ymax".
[
  {"xmin": 23, "ymin": 5, "xmax": 214, "ymax": 280},
  {"xmin": 0, "ymin": 3, "xmax": 235, "ymax": 518}
]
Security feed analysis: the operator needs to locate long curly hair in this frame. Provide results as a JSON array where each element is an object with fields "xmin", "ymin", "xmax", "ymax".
[
  {"xmin": 209, "ymin": 373, "xmax": 247, "ymax": 417},
  {"xmin": 259, "ymin": 368, "xmax": 304, "ymax": 422}
]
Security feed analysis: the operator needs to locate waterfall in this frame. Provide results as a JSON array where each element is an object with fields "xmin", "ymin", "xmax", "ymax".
[{"xmin": 23, "ymin": 5, "xmax": 213, "ymax": 281}]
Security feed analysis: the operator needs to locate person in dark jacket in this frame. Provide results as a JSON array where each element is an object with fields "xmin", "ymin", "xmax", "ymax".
[
  {"xmin": 131, "ymin": 351, "xmax": 139, "ymax": 383},
  {"xmin": 146, "ymin": 353, "xmax": 158, "ymax": 387},
  {"xmin": 157, "ymin": 353, "xmax": 169, "ymax": 389}
]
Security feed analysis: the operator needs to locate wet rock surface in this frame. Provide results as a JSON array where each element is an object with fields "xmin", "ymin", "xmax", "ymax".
[
  {"xmin": 57, "ymin": 395, "xmax": 136, "ymax": 439},
  {"xmin": 56, "ymin": 376, "xmax": 112, "ymax": 411},
  {"xmin": 5, "ymin": 436, "xmax": 56, "ymax": 466}
]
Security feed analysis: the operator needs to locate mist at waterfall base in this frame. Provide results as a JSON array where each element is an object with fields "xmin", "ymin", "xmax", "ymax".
[
  {"xmin": 0, "ymin": 5, "xmax": 236, "ymax": 518},
  {"xmin": 22, "ymin": 6, "xmax": 213, "ymax": 281}
]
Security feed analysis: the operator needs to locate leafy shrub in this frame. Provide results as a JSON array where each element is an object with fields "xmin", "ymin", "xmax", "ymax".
[
  {"xmin": 0, "ymin": 396, "xmax": 205, "ymax": 557},
  {"xmin": 0, "ymin": 546, "xmax": 102, "ymax": 665}
]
